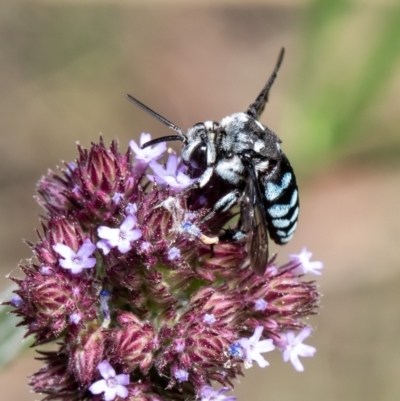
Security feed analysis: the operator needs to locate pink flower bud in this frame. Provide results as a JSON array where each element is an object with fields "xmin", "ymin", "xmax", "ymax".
[
  {"xmin": 68, "ymin": 327, "xmax": 105, "ymax": 386},
  {"xmin": 108, "ymin": 312, "xmax": 157, "ymax": 374}
]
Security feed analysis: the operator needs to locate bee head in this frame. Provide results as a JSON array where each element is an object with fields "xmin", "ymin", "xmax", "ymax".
[{"xmin": 182, "ymin": 121, "xmax": 219, "ymax": 170}]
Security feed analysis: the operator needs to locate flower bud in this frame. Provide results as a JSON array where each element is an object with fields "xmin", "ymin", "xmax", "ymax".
[
  {"xmin": 108, "ymin": 312, "xmax": 157, "ymax": 374},
  {"xmin": 68, "ymin": 326, "xmax": 105, "ymax": 386},
  {"xmin": 29, "ymin": 349, "xmax": 83, "ymax": 400}
]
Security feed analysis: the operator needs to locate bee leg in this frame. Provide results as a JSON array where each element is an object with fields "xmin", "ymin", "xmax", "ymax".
[
  {"xmin": 197, "ymin": 167, "xmax": 215, "ymax": 188},
  {"xmin": 210, "ymin": 243, "xmax": 215, "ymax": 257},
  {"xmin": 181, "ymin": 166, "xmax": 215, "ymax": 195},
  {"xmin": 219, "ymin": 228, "xmax": 246, "ymax": 242},
  {"xmin": 202, "ymin": 190, "xmax": 241, "ymax": 222}
]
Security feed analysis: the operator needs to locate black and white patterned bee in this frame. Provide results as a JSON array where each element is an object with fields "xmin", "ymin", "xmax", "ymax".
[{"xmin": 127, "ymin": 48, "xmax": 299, "ymax": 275}]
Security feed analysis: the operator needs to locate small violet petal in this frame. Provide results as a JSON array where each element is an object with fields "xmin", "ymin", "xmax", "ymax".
[
  {"xmin": 40, "ymin": 266, "xmax": 53, "ymax": 275},
  {"xmin": 280, "ymin": 327, "xmax": 316, "ymax": 372},
  {"xmin": 115, "ymin": 385, "xmax": 129, "ymax": 399},
  {"xmin": 98, "ymin": 360, "xmax": 116, "ymax": 380},
  {"xmin": 11, "ymin": 295, "xmax": 23, "ymax": 308},
  {"xmin": 116, "ymin": 374, "xmax": 130, "ymax": 386},
  {"xmin": 96, "ymin": 239, "xmax": 113, "ymax": 255},
  {"xmin": 53, "ymin": 240, "xmax": 96, "ymax": 274},
  {"xmin": 168, "ymin": 247, "xmax": 180, "ymax": 261},
  {"xmin": 148, "ymin": 154, "xmax": 196, "ymax": 192},
  {"xmin": 130, "ymin": 133, "xmax": 167, "ymax": 164},
  {"xmin": 174, "ymin": 369, "xmax": 189, "ymax": 382},
  {"xmin": 254, "ymin": 298, "xmax": 268, "ymax": 311},
  {"xmin": 120, "ymin": 215, "xmax": 137, "ymax": 231},
  {"xmin": 239, "ymin": 326, "xmax": 275, "ymax": 368},
  {"xmin": 104, "ymin": 388, "xmax": 117, "ymax": 401},
  {"xmin": 69, "ymin": 313, "xmax": 81, "ymax": 324},
  {"xmin": 52, "ymin": 243, "xmax": 75, "ymax": 260},
  {"xmin": 203, "ymin": 313, "xmax": 216, "ymax": 325},
  {"xmin": 125, "ymin": 203, "xmax": 137, "ymax": 215},
  {"xmin": 76, "ymin": 239, "xmax": 96, "ymax": 258},
  {"xmin": 90, "ymin": 361, "xmax": 130, "ymax": 400},
  {"xmin": 112, "ymin": 192, "xmax": 124, "ymax": 205},
  {"xmin": 200, "ymin": 386, "xmax": 237, "ymax": 401},
  {"xmin": 289, "ymin": 247, "xmax": 324, "ymax": 276},
  {"xmin": 117, "ymin": 239, "xmax": 133, "ymax": 254},
  {"xmin": 97, "ymin": 217, "xmax": 142, "ymax": 255},
  {"xmin": 97, "ymin": 226, "xmax": 119, "ymax": 242},
  {"xmin": 89, "ymin": 379, "xmax": 107, "ymax": 395}
]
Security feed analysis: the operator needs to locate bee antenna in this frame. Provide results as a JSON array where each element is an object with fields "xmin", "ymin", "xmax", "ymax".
[
  {"xmin": 140, "ymin": 135, "xmax": 184, "ymax": 149},
  {"xmin": 246, "ymin": 47, "xmax": 285, "ymax": 119},
  {"xmin": 126, "ymin": 94, "xmax": 187, "ymax": 142}
]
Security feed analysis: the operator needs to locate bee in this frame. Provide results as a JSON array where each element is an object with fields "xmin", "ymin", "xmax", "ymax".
[{"xmin": 126, "ymin": 48, "xmax": 299, "ymax": 275}]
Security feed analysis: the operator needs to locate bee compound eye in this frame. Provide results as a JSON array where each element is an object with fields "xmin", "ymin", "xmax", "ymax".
[{"xmin": 189, "ymin": 143, "xmax": 207, "ymax": 170}]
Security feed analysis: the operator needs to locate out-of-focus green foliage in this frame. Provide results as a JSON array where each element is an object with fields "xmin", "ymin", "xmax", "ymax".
[
  {"xmin": 284, "ymin": 0, "xmax": 400, "ymax": 172},
  {"xmin": 0, "ymin": 286, "xmax": 31, "ymax": 369}
]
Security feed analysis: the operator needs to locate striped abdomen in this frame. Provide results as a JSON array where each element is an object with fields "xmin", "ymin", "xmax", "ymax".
[{"xmin": 263, "ymin": 155, "xmax": 299, "ymax": 244}]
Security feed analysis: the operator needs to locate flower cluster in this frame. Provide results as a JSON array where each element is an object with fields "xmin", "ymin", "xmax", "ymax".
[{"xmin": 6, "ymin": 133, "xmax": 322, "ymax": 401}]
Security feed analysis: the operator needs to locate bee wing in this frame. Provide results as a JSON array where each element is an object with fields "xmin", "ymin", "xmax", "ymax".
[{"xmin": 240, "ymin": 160, "xmax": 269, "ymax": 275}]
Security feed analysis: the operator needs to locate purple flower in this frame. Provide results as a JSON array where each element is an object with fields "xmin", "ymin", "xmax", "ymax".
[
  {"xmin": 254, "ymin": 298, "xmax": 268, "ymax": 311},
  {"xmin": 130, "ymin": 132, "xmax": 166, "ymax": 164},
  {"xmin": 148, "ymin": 154, "xmax": 196, "ymax": 192},
  {"xmin": 239, "ymin": 326, "xmax": 275, "ymax": 368},
  {"xmin": 203, "ymin": 313, "xmax": 216, "ymax": 325},
  {"xmin": 125, "ymin": 202, "xmax": 137, "ymax": 215},
  {"xmin": 168, "ymin": 247, "xmax": 180, "ymax": 261},
  {"xmin": 72, "ymin": 286, "xmax": 81, "ymax": 298},
  {"xmin": 40, "ymin": 266, "xmax": 53, "ymax": 275},
  {"xmin": 89, "ymin": 360, "xmax": 129, "ymax": 401},
  {"xmin": 69, "ymin": 313, "xmax": 81, "ymax": 324},
  {"xmin": 11, "ymin": 295, "xmax": 23, "ymax": 308},
  {"xmin": 279, "ymin": 327, "xmax": 316, "ymax": 372},
  {"xmin": 97, "ymin": 215, "xmax": 142, "ymax": 255},
  {"xmin": 174, "ymin": 339, "xmax": 185, "ymax": 352},
  {"xmin": 72, "ymin": 185, "xmax": 81, "ymax": 197},
  {"xmin": 112, "ymin": 192, "xmax": 124, "ymax": 205},
  {"xmin": 52, "ymin": 238, "xmax": 96, "ymax": 274},
  {"xmin": 140, "ymin": 241, "xmax": 152, "ymax": 253},
  {"xmin": 265, "ymin": 265, "xmax": 278, "ymax": 275},
  {"xmin": 289, "ymin": 247, "xmax": 324, "ymax": 275},
  {"xmin": 200, "ymin": 386, "xmax": 237, "ymax": 401},
  {"xmin": 67, "ymin": 161, "xmax": 77, "ymax": 172},
  {"xmin": 174, "ymin": 368, "xmax": 189, "ymax": 382}
]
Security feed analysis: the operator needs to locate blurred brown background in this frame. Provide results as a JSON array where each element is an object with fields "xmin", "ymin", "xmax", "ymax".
[{"xmin": 1, "ymin": 0, "xmax": 400, "ymax": 400}]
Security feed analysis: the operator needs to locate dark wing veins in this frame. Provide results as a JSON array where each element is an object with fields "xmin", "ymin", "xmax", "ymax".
[{"xmin": 240, "ymin": 154, "xmax": 269, "ymax": 275}]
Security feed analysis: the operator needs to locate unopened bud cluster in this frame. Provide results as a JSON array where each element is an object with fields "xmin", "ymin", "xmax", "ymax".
[{"xmin": 7, "ymin": 134, "xmax": 322, "ymax": 401}]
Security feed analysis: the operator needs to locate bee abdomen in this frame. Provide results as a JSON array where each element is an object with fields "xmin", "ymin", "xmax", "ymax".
[{"xmin": 264, "ymin": 159, "xmax": 299, "ymax": 244}]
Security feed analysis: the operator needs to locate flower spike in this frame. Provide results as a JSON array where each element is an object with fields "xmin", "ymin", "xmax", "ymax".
[{"xmin": 7, "ymin": 138, "xmax": 321, "ymax": 401}]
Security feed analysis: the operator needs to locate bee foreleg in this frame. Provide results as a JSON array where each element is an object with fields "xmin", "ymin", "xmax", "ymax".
[
  {"xmin": 180, "ymin": 166, "xmax": 215, "ymax": 196},
  {"xmin": 197, "ymin": 167, "xmax": 214, "ymax": 188},
  {"xmin": 202, "ymin": 189, "xmax": 241, "ymax": 222}
]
